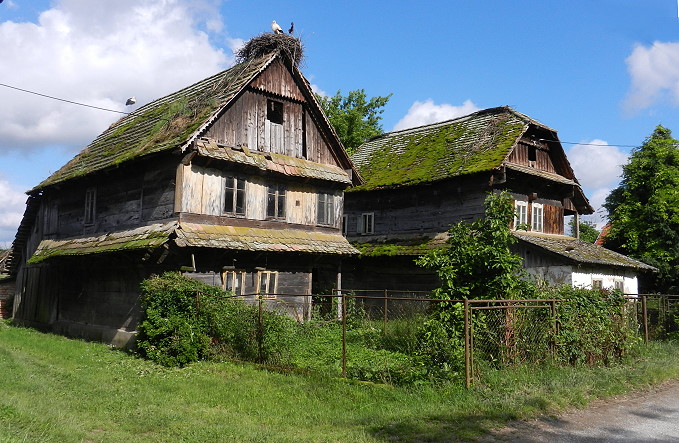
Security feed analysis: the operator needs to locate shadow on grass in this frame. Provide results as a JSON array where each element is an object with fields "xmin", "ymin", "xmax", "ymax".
[{"xmin": 368, "ymin": 396, "xmax": 552, "ymax": 442}]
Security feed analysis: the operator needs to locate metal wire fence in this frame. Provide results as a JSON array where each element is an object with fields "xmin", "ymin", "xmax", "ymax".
[{"xmin": 192, "ymin": 289, "xmax": 679, "ymax": 387}]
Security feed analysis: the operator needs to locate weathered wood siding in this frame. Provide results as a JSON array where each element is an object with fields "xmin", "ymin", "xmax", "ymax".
[
  {"xmin": 507, "ymin": 141, "xmax": 556, "ymax": 173},
  {"xmin": 203, "ymin": 60, "xmax": 342, "ymax": 169},
  {"xmin": 345, "ymin": 177, "xmax": 489, "ymax": 238},
  {"xmin": 178, "ymin": 164, "xmax": 343, "ymax": 229}
]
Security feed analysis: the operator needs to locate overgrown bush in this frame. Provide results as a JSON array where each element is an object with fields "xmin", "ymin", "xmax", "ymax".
[
  {"xmin": 545, "ymin": 286, "xmax": 641, "ymax": 365},
  {"xmin": 138, "ymin": 272, "xmax": 297, "ymax": 367}
]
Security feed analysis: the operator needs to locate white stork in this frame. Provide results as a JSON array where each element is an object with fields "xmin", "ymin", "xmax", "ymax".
[{"xmin": 271, "ymin": 20, "xmax": 283, "ymax": 34}]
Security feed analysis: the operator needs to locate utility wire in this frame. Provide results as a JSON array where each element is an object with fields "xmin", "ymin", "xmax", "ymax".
[
  {"xmin": 0, "ymin": 82, "xmax": 169, "ymax": 122},
  {"xmin": 540, "ymin": 139, "xmax": 638, "ymax": 148}
]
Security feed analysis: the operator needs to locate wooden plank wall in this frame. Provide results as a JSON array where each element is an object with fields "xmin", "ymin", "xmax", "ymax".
[
  {"xmin": 180, "ymin": 164, "xmax": 343, "ymax": 229},
  {"xmin": 345, "ymin": 178, "xmax": 488, "ymax": 237},
  {"xmin": 507, "ymin": 142, "xmax": 556, "ymax": 173}
]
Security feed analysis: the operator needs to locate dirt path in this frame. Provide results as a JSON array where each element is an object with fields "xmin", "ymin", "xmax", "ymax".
[{"xmin": 480, "ymin": 379, "xmax": 679, "ymax": 442}]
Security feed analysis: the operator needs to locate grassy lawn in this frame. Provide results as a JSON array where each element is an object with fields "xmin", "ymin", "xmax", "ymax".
[{"xmin": 1, "ymin": 321, "xmax": 679, "ymax": 442}]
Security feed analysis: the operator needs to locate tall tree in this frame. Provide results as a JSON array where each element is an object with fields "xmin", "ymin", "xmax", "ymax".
[
  {"xmin": 317, "ymin": 89, "xmax": 392, "ymax": 155},
  {"xmin": 568, "ymin": 219, "xmax": 599, "ymax": 243},
  {"xmin": 603, "ymin": 125, "xmax": 679, "ymax": 293}
]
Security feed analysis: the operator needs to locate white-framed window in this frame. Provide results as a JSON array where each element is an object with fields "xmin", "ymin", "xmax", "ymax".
[
  {"xmin": 84, "ymin": 187, "xmax": 96, "ymax": 226},
  {"xmin": 514, "ymin": 200, "xmax": 528, "ymax": 230},
  {"xmin": 531, "ymin": 202, "xmax": 543, "ymax": 232},
  {"xmin": 224, "ymin": 176, "xmax": 246, "ymax": 215},
  {"xmin": 614, "ymin": 280, "xmax": 624, "ymax": 292},
  {"xmin": 342, "ymin": 215, "xmax": 348, "ymax": 236},
  {"xmin": 257, "ymin": 270, "xmax": 278, "ymax": 298},
  {"xmin": 359, "ymin": 212, "xmax": 374, "ymax": 235},
  {"xmin": 266, "ymin": 184, "xmax": 286, "ymax": 219},
  {"xmin": 317, "ymin": 192, "xmax": 335, "ymax": 226},
  {"xmin": 592, "ymin": 279, "xmax": 603, "ymax": 290},
  {"xmin": 222, "ymin": 270, "xmax": 246, "ymax": 295}
]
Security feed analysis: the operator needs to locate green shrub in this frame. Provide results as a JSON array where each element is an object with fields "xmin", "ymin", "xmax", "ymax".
[
  {"xmin": 546, "ymin": 286, "xmax": 641, "ymax": 365},
  {"xmin": 137, "ymin": 272, "xmax": 217, "ymax": 367}
]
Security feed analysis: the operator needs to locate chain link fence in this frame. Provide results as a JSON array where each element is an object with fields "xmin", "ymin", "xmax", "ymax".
[{"xmin": 193, "ymin": 290, "xmax": 678, "ymax": 387}]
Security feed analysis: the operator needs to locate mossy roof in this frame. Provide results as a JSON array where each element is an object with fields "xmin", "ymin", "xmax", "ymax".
[
  {"xmin": 350, "ymin": 107, "xmax": 546, "ymax": 192},
  {"xmin": 33, "ymin": 53, "xmax": 279, "ymax": 191},
  {"xmin": 175, "ymin": 222, "xmax": 358, "ymax": 255},
  {"xmin": 351, "ymin": 233, "xmax": 449, "ymax": 257},
  {"xmin": 195, "ymin": 138, "xmax": 351, "ymax": 185},
  {"xmin": 28, "ymin": 222, "xmax": 177, "ymax": 264},
  {"xmin": 513, "ymin": 231, "xmax": 657, "ymax": 271}
]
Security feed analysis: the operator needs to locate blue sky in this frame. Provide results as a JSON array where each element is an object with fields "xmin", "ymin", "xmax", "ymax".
[{"xmin": 1, "ymin": 0, "xmax": 679, "ymax": 246}]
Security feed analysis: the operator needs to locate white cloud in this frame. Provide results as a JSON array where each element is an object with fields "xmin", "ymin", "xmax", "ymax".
[
  {"xmin": 392, "ymin": 99, "xmax": 479, "ymax": 131},
  {"xmin": 567, "ymin": 140, "xmax": 629, "ymax": 226},
  {"xmin": 567, "ymin": 140, "xmax": 628, "ymax": 189},
  {"xmin": 624, "ymin": 41, "xmax": 679, "ymax": 112},
  {"xmin": 0, "ymin": 178, "xmax": 27, "ymax": 247},
  {"xmin": 310, "ymin": 84, "xmax": 327, "ymax": 98},
  {"xmin": 0, "ymin": 0, "xmax": 230, "ymax": 153}
]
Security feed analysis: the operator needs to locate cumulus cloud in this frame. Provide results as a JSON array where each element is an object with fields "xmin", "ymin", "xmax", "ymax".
[
  {"xmin": 567, "ymin": 140, "xmax": 628, "ymax": 189},
  {"xmin": 0, "ymin": 0, "xmax": 230, "ymax": 153},
  {"xmin": 0, "ymin": 179, "xmax": 27, "ymax": 247},
  {"xmin": 567, "ymin": 140, "xmax": 629, "ymax": 226},
  {"xmin": 624, "ymin": 41, "xmax": 679, "ymax": 112},
  {"xmin": 392, "ymin": 99, "xmax": 479, "ymax": 131}
]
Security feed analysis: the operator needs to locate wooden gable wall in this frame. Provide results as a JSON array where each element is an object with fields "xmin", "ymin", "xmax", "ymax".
[
  {"xmin": 506, "ymin": 141, "xmax": 556, "ymax": 173},
  {"xmin": 203, "ymin": 58, "xmax": 341, "ymax": 168}
]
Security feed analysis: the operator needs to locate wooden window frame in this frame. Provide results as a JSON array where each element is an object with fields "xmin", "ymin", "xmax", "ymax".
[
  {"xmin": 360, "ymin": 212, "xmax": 374, "ymax": 235},
  {"xmin": 224, "ymin": 175, "xmax": 246, "ymax": 216},
  {"xmin": 222, "ymin": 269, "xmax": 246, "ymax": 295},
  {"xmin": 266, "ymin": 184, "xmax": 286, "ymax": 220},
  {"xmin": 514, "ymin": 200, "xmax": 528, "ymax": 230},
  {"xmin": 342, "ymin": 215, "xmax": 348, "ymax": 236},
  {"xmin": 257, "ymin": 270, "xmax": 278, "ymax": 298},
  {"xmin": 267, "ymin": 99, "xmax": 284, "ymax": 125},
  {"xmin": 317, "ymin": 192, "xmax": 335, "ymax": 226},
  {"xmin": 531, "ymin": 202, "xmax": 544, "ymax": 232},
  {"xmin": 84, "ymin": 187, "xmax": 96, "ymax": 226}
]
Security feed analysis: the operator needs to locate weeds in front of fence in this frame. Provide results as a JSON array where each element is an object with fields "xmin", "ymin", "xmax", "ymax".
[{"xmin": 137, "ymin": 273, "xmax": 674, "ymax": 387}]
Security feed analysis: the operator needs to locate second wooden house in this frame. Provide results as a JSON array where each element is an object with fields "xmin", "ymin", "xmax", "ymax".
[{"xmin": 343, "ymin": 107, "xmax": 655, "ymax": 294}]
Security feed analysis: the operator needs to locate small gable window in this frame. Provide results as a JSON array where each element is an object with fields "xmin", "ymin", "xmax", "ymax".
[
  {"xmin": 257, "ymin": 270, "xmax": 278, "ymax": 298},
  {"xmin": 317, "ymin": 192, "xmax": 335, "ymax": 226},
  {"xmin": 514, "ymin": 200, "xmax": 528, "ymax": 230},
  {"xmin": 358, "ymin": 212, "xmax": 375, "ymax": 235},
  {"xmin": 224, "ymin": 176, "xmax": 246, "ymax": 215},
  {"xmin": 267, "ymin": 184, "xmax": 286, "ymax": 219},
  {"xmin": 267, "ymin": 99, "xmax": 284, "ymax": 125},
  {"xmin": 222, "ymin": 269, "xmax": 246, "ymax": 295},
  {"xmin": 531, "ymin": 203, "xmax": 543, "ymax": 232},
  {"xmin": 84, "ymin": 187, "xmax": 96, "ymax": 226}
]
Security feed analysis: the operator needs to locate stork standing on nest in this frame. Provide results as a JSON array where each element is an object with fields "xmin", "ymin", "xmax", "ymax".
[{"xmin": 271, "ymin": 20, "xmax": 283, "ymax": 34}]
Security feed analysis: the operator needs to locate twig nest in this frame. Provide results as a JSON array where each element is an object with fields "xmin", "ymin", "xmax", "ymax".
[{"xmin": 236, "ymin": 33, "xmax": 304, "ymax": 66}]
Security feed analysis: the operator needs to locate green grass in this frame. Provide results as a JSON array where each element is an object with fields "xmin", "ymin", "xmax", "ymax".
[{"xmin": 1, "ymin": 320, "xmax": 679, "ymax": 442}]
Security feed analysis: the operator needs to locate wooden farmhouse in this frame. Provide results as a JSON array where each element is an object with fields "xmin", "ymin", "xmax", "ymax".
[
  {"xmin": 8, "ymin": 44, "xmax": 360, "ymax": 347},
  {"xmin": 343, "ymin": 106, "xmax": 655, "ymax": 294}
]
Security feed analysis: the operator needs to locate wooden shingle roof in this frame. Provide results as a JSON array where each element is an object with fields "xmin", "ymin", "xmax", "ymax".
[
  {"xmin": 350, "ymin": 107, "xmax": 541, "ymax": 191},
  {"xmin": 514, "ymin": 231, "xmax": 657, "ymax": 271},
  {"xmin": 33, "ymin": 53, "xmax": 279, "ymax": 191}
]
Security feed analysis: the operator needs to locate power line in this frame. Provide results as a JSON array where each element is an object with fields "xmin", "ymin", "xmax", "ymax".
[
  {"xmin": 0, "ymin": 82, "xmax": 168, "ymax": 122},
  {"xmin": 540, "ymin": 139, "xmax": 638, "ymax": 148}
]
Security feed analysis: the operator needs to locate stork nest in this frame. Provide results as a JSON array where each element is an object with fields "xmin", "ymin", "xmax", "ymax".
[{"xmin": 236, "ymin": 33, "xmax": 304, "ymax": 67}]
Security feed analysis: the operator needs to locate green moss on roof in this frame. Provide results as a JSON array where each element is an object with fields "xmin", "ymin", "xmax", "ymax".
[
  {"xmin": 33, "ymin": 54, "xmax": 277, "ymax": 191},
  {"xmin": 350, "ymin": 107, "xmax": 529, "ymax": 191},
  {"xmin": 352, "ymin": 235, "xmax": 448, "ymax": 257}
]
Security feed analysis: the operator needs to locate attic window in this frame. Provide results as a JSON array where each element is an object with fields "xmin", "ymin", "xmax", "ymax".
[
  {"xmin": 84, "ymin": 187, "xmax": 96, "ymax": 226},
  {"xmin": 267, "ymin": 99, "xmax": 284, "ymax": 125}
]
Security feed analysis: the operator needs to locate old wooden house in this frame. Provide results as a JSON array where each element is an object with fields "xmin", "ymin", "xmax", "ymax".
[
  {"xmin": 9, "ymin": 43, "xmax": 360, "ymax": 347},
  {"xmin": 343, "ymin": 106, "xmax": 654, "ymax": 293}
]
